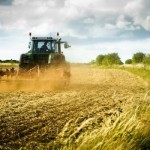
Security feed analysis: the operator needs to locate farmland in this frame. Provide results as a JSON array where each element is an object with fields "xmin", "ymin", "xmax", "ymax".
[{"xmin": 0, "ymin": 65, "xmax": 149, "ymax": 149}]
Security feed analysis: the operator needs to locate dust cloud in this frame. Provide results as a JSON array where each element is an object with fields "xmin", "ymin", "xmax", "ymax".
[
  {"xmin": 0, "ymin": 68, "xmax": 69, "ymax": 92},
  {"xmin": 0, "ymin": 65, "xmax": 146, "ymax": 92}
]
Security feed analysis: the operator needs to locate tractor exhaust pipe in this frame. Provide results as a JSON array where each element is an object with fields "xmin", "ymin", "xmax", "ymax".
[
  {"xmin": 58, "ymin": 38, "xmax": 61, "ymax": 53},
  {"xmin": 57, "ymin": 32, "xmax": 61, "ymax": 53}
]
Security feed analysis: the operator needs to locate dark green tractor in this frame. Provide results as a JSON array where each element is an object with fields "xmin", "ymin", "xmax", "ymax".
[{"xmin": 18, "ymin": 33, "xmax": 71, "ymax": 85}]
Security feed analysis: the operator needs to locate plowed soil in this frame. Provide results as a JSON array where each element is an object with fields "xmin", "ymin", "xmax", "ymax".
[{"xmin": 0, "ymin": 65, "xmax": 147, "ymax": 149}]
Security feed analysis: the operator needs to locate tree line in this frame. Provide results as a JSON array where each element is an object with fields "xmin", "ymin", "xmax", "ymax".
[
  {"xmin": 93, "ymin": 52, "xmax": 150, "ymax": 66},
  {"xmin": 0, "ymin": 59, "xmax": 19, "ymax": 63},
  {"xmin": 125, "ymin": 52, "xmax": 150, "ymax": 65}
]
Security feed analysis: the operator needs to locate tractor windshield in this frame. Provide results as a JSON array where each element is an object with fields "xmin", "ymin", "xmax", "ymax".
[{"xmin": 32, "ymin": 40, "xmax": 56, "ymax": 53}]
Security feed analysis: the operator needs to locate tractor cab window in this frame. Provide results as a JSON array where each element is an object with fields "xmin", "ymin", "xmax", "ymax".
[{"xmin": 32, "ymin": 40, "xmax": 56, "ymax": 53}]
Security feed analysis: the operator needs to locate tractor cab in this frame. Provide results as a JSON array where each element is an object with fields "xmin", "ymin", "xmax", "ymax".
[
  {"xmin": 19, "ymin": 33, "xmax": 70, "ymax": 70},
  {"xmin": 29, "ymin": 37, "xmax": 57, "ymax": 54}
]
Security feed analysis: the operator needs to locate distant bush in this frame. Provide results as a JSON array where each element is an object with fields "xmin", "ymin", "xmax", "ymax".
[
  {"xmin": 95, "ymin": 53, "xmax": 123, "ymax": 66},
  {"xmin": 132, "ymin": 52, "xmax": 145, "ymax": 64},
  {"xmin": 102, "ymin": 53, "xmax": 123, "ymax": 66},
  {"xmin": 143, "ymin": 54, "xmax": 150, "ymax": 65},
  {"xmin": 125, "ymin": 59, "xmax": 132, "ymax": 64},
  {"xmin": 0, "ymin": 59, "xmax": 19, "ymax": 63},
  {"xmin": 96, "ymin": 55, "xmax": 104, "ymax": 65}
]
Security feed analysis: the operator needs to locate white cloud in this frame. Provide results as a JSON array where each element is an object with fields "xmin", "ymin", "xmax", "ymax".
[
  {"xmin": 0, "ymin": 0, "xmax": 150, "ymax": 62},
  {"xmin": 83, "ymin": 18, "xmax": 95, "ymax": 24},
  {"xmin": 0, "ymin": 0, "xmax": 150, "ymax": 36},
  {"xmin": 13, "ymin": 0, "xmax": 28, "ymax": 5},
  {"xmin": 124, "ymin": 0, "xmax": 150, "ymax": 30}
]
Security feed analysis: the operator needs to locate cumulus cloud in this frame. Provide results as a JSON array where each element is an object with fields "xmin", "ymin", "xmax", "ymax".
[
  {"xmin": 124, "ymin": 0, "xmax": 150, "ymax": 30},
  {"xmin": 0, "ymin": 0, "xmax": 150, "ymax": 39},
  {"xmin": 0, "ymin": 0, "xmax": 150, "ymax": 62}
]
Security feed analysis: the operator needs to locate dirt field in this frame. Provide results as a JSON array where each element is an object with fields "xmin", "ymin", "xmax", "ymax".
[{"xmin": 0, "ymin": 65, "xmax": 148, "ymax": 149}]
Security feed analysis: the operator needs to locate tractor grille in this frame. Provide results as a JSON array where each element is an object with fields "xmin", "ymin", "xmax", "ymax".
[{"xmin": 33, "ymin": 54, "xmax": 50, "ymax": 65}]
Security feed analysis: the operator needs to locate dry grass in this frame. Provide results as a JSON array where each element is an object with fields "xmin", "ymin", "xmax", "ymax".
[
  {"xmin": 61, "ymin": 91, "xmax": 150, "ymax": 150},
  {"xmin": 0, "ymin": 65, "xmax": 149, "ymax": 150}
]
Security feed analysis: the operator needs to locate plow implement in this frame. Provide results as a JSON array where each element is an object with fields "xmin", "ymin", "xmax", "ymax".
[{"xmin": 0, "ymin": 65, "xmax": 71, "ymax": 92}]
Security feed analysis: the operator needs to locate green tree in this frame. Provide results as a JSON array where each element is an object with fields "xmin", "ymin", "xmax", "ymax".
[
  {"xmin": 102, "ymin": 53, "xmax": 123, "ymax": 66},
  {"xmin": 132, "ymin": 52, "xmax": 145, "ymax": 63},
  {"xmin": 143, "ymin": 54, "xmax": 150, "ymax": 65},
  {"xmin": 96, "ymin": 55, "xmax": 104, "ymax": 65},
  {"xmin": 125, "ymin": 59, "xmax": 132, "ymax": 64}
]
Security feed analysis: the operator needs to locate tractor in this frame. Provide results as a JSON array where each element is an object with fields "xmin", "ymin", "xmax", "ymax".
[
  {"xmin": 18, "ymin": 33, "xmax": 71, "ymax": 83},
  {"xmin": 9, "ymin": 32, "xmax": 70, "ymax": 90},
  {"xmin": 0, "ymin": 33, "xmax": 71, "ymax": 90}
]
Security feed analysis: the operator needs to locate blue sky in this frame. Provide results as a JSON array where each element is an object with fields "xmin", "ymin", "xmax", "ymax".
[{"xmin": 0, "ymin": 0, "xmax": 150, "ymax": 62}]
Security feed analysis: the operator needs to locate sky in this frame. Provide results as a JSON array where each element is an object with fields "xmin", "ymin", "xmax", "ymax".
[{"xmin": 0, "ymin": 0, "xmax": 150, "ymax": 63}]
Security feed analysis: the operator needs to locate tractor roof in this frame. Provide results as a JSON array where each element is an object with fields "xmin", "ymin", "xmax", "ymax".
[{"xmin": 32, "ymin": 37, "xmax": 56, "ymax": 41}]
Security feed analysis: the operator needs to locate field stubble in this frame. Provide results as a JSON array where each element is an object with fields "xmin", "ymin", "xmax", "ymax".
[{"xmin": 0, "ymin": 65, "xmax": 148, "ymax": 149}]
